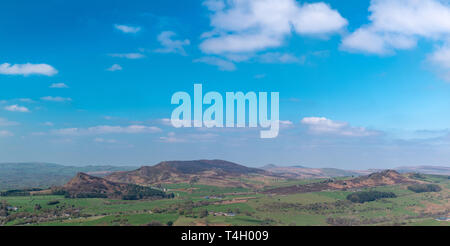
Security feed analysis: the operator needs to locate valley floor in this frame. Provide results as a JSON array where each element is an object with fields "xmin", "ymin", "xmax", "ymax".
[{"xmin": 1, "ymin": 175, "xmax": 449, "ymax": 226}]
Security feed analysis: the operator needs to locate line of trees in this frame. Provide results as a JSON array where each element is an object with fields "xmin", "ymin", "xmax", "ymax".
[
  {"xmin": 346, "ymin": 191, "xmax": 397, "ymax": 203},
  {"xmin": 0, "ymin": 188, "xmax": 43, "ymax": 197},
  {"xmin": 407, "ymin": 184, "xmax": 441, "ymax": 193}
]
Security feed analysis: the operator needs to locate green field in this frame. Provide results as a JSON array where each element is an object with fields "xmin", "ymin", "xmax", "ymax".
[{"xmin": 1, "ymin": 174, "xmax": 449, "ymax": 226}]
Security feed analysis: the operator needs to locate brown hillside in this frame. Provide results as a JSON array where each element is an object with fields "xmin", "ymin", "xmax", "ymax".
[
  {"xmin": 63, "ymin": 172, "xmax": 129, "ymax": 195},
  {"xmin": 106, "ymin": 160, "xmax": 271, "ymax": 188},
  {"xmin": 59, "ymin": 172, "xmax": 166, "ymax": 199},
  {"xmin": 264, "ymin": 170, "xmax": 417, "ymax": 195}
]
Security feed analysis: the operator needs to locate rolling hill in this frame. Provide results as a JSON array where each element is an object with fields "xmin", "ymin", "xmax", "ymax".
[
  {"xmin": 395, "ymin": 166, "xmax": 450, "ymax": 175},
  {"xmin": 0, "ymin": 163, "xmax": 137, "ymax": 191},
  {"xmin": 261, "ymin": 164, "xmax": 362, "ymax": 179},
  {"xmin": 58, "ymin": 172, "xmax": 167, "ymax": 200},
  {"xmin": 106, "ymin": 160, "xmax": 270, "ymax": 188},
  {"xmin": 264, "ymin": 170, "xmax": 418, "ymax": 194}
]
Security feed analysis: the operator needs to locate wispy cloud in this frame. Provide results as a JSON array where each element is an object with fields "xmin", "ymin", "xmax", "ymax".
[
  {"xmin": 52, "ymin": 125, "xmax": 162, "ymax": 136},
  {"xmin": 301, "ymin": 117, "xmax": 379, "ymax": 137},
  {"xmin": 4, "ymin": 105, "xmax": 30, "ymax": 113},
  {"xmin": 43, "ymin": 122, "xmax": 54, "ymax": 127},
  {"xmin": 159, "ymin": 131, "xmax": 219, "ymax": 143},
  {"xmin": 0, "ymin": 63, "xmax": 57, "ymax": 76},
  {"xmin": 18, "ymin": 98, "xmax": 35, "ymax": 103},
  {"xmin": 428, "ymin": 44, "xmax": 450, "ymax": 80},
  {"xmin": 159, "ymin": 132, "xmax": 186, "ymax": 143},
  {"xmin": 0, "ymin": 130, "xmax": 13, "ymax": 137},
  {"xmin": 41, "ymin": 96, "xmax": 72, "ymax": 102},
  {"xmin": 154, "ymin": 31, "xmax": 190, "ymax": 56},
  {"xmin": 93, "ymin": 137, "xmax": 118, "ymax": 143},
  {"xmin": 258, "ymin": 52, "xmax": 305, "ymax": 64},
  {"xmin": 109, "ymin": 53, "xmax": 145, "ymax": 59},
  {"xmin": 0, "ymin": 118, "xmax": 19, "ymax": 126},
  {"xmin": 107, "ymin": 64, "xmax": 122, "ymax": 71},
  {"xmin": 194, "ymin": 57, "xmax": 236, "ymax": 71},
  {"xmin": 50, "ymin": 83, "xmax": 68, "ymax": 88},
  {"xmin": 114, "ymin": 24, "xmax": 141, "ymax": 34}
]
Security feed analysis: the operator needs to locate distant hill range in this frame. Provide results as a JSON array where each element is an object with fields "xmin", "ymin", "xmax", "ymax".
[
  {"xmin": 395, "ymin": 166, "xmax": 450, "ymax": 175},
  {"xmin": 261, "ymin": 164, "xmax": 362, "ymax": 179},
  {"xmin": 106, "ymin": 160, "xmax": 268, "ymax": 188},
  {"xmin": 261, "ymin": 164, "xmax": 450, "ymax": 179},
  {"xmin": 1, "ymin": 161, "xmax": 449, "ymax": 191},
  {"xmin": 0, "ymin": 162, "xmax": 137, "ymax": 191},
  {"xmin": 57, "ymin": 172, "xmax": 167, "ymax": 200},
  {"xmin": 264, "ymin": 170, "xmax": 418, "ymax": 195}
]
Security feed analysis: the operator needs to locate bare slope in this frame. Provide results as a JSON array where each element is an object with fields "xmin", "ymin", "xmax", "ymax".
[
  {"xmin": 264, "ymin": 170, "xmax": 418, "ymax": 194},
  {"xmin": 60, "ymin": 173, "xmax": 167, "ymax": 199}
]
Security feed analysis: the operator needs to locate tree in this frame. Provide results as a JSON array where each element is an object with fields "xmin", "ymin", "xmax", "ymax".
[
  {"xmin": 146, "ymin": 221, "xmax": 163, "ymax": 226},
  {"xmin": 407, "ymin": 184, "xmax": 441, "ymax": 193},
  {"xmin": 34, "ymin": 204, "xmax": 42, "ymax": 211},
  {"xmin": 199, "ymin": 209, "xmax": 209, "ymax": 218}
]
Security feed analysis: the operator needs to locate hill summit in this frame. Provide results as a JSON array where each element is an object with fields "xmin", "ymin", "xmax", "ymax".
[
  {"xmin": 265, "ymin": 170, "xmax": 417, "ymax": 194},
  {"xmin": 106, "ymin": 160, "xmax": 268, "ymax": 187},
  {"xmin": 58, "ymin": 172, "xmax": 168, "ymax": 200}
]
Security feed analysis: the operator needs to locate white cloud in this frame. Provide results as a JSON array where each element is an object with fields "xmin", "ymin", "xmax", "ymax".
[
  {"xmin": 159, "ymin": 132, "xmax": 219, "ymax": 143},
  {"xmin": 4, "ymin": 105, "xmax": 30, "ymax": 113},
  {"xmin": 203, "ymin": 0, "xmax": 226, "ymax": 11},
  {"xmin": 292, "ymin": 2, "xmax": 349, "ymax": 35},
  {"xmin": 0, "ymin": 130, "xmax": 13, "ymax": 137},
  {"xmin": 254, "ymin": 74, "xmax": 266, "ymax": 79},
  {"xmin": 279, "ymin": 120, "xmax": 294, "ymax": 126},
  {"xmin": 155, "ymin": 31, "xmax": 190, "ymax": 55},
  {"xmin": 429, "ymin": 45, "xmax": 450, "ymax": 69},
  {"xmin": 201, "ymin": 34, "xmax": 283, "ymax": 55},
  {"xmin": 428, "ymin": 45, "xmax": 450, "ymax": 80},
  {"xmin": 160, "ymin": 118, "xmax": 199, "ymax": 127},
  {"xmin": 109, "ymin": 53, "xmax": 145, "ymax": 59},
  {"xmin": 114, "ymin": 24, "xmax": 141, "ymax": 34},
  {"xmin": 0, "ymin": 118, "xmax": 19, "ymax": 126},
  {"xmin": 160, "ymin": 132, "xmax": 186, "ymax": 143},
  {"xmin": 341, "ymin": 0, "xmax": 450, "ymax": 55},
  {"xmin": 200, "ymin": 0, "xmax": 347, "ymax": 55},
  {"xmin": 368, "ymin": 0, "xmax": 450, "ymax": 38},
  {"xmin": 41, "ymin": 96, "xmax": 72, "ymax": 102},
  {"xmin": 107, "ymin": 64, "xmax": 122, "ymax": 71},
  {"xmin": 94, "ymin": 137, "xmax": 117, "ymax": 143},
  {"xmin": 301, "ymin": 117, "xmax": 379, "ymax": 137},
  {"xmin": 18, "ymin": 98, "xmax": 35, "ymax": 103},
  {"xmin": 194, "ymin": 56, "xmax": 237, "ymax": 71},
  {"xmin": 258, "ymin": 52, "xmax": 305, "ymax": 64},
  {"xmin": 52, "ymin": 125, "xmax": 162, "ymax": 136},
  {"xmin": 43, "ymin": 122, "xmax": 54, "ymax": 127},
  {"xmin": 50, "ymin": 83, "xmax": 68, "ymax": 88},
  {"xmin": 342, "ymin": 28, "xmax": 417, "ymax": 55},
  {"xmin": 0, "ymin": 63, "xmax": 57, "ymax": 76}
]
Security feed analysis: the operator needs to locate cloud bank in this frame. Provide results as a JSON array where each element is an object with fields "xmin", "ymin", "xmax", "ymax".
[{"xmin": 0, "ymin": 63, "xmax": 57, "ymax": 76}]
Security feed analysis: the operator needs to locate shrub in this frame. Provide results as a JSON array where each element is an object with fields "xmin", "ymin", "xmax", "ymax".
[
  {"xmin": 347, "ymin": 191, "xmax": 397, "ymax": 203},
  {"xmin": 146, "ymin": 221, "xmax": 163, "ymax": 226},
  {"xmin": 407, "ymin": 184, "xmax": 441, "ymax": 193},
  {"xmin": 47, "ymin": 200, "xmax": 60, "ymax": 205}
]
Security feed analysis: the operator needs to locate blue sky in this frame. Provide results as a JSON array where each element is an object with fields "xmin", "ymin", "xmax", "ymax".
[{"xmin": 1, "ymin": 0, "xmax": 450, "ymax": 169}]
